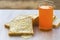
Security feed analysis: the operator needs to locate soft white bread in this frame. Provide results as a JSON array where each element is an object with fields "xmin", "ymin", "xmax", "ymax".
[{"xmin": 9, "ymin": 16, "xmax": 34, "ymax": 36}]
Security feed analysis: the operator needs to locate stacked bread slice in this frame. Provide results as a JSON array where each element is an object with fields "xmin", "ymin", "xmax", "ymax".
[{"xmin": 5, "ymin": 15, "xmax": 39, "ymax": 36}]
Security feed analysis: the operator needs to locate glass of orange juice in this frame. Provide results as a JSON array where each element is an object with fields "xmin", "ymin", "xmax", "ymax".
[{"xmin": 39, "ymin": 1, "xmax": 54, "ymax": 31}]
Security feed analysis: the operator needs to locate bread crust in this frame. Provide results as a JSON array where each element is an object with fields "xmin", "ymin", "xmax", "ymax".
[
  {"xmin": 5, "ymin": 24, "xmax": 10, "ymax": 28},
  {"xmin": 9, "ymin": 32, "xmax": 34, "ymax": 36}
]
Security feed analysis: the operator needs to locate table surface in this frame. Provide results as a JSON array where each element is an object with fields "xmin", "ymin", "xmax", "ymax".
[{"xmin": 0, "ymin": 10, "xmax": 60, "ymax": 40}]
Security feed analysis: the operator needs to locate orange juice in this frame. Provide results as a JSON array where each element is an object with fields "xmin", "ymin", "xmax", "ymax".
[{"xmin": 39, "ymin": 6, "xmax": 53, "ymax": 30}]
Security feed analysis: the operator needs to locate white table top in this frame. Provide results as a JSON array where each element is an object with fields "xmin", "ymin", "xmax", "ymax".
[{"xmin": 0, "ymin": 10, "xmax": 60, "ymax": 40}]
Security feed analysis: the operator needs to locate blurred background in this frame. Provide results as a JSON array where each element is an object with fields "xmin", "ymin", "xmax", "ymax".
[{"xmin": 0, "ymin": 0, "xmax": 59, "ymax": 10}]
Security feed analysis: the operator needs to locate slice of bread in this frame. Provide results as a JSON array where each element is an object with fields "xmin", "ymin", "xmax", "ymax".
[
  {"xmin": 53, "ymin": 17, "xmax": 60, "ymax": 28},
  {"xmin": 33, "ymin": 15, "xmax": 56, "ymax": 26},
  {"xmin": 8, "ymin": 16, "xmax": 34, "ymax": 36},
  {"xmin": 5, "ymin": 14, "xmax": 38, "ymax": 28}
]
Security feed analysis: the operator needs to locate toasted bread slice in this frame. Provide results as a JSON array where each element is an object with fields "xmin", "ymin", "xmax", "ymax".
[
  {"xmin": 9, "ymin": 16, "xmax": 34, "ymax": 36},
  {"xmin": 5, "ymin": 14, "xmax": 38, "ymax": 28},
  {"xmin": 33, "ymin": 15, "xmax": 56, "ymax": 26},
  {"xmin": 53, "ymin": 17, "xmax": 60, "ymax": 28}
]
